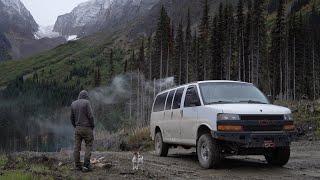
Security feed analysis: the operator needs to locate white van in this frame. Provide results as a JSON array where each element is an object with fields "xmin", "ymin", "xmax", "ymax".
[{"xmin": 150, "ymin": 80, "xmax": 295, "ymax": 169}]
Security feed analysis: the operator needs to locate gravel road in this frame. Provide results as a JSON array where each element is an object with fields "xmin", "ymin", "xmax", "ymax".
[
  {"xmin": 8, "ymin": 140, "xmax": 320, "ymax": 180},
  {"xmin": 66, "ymin": 140, "xmax": 320, "ymax": 179}
]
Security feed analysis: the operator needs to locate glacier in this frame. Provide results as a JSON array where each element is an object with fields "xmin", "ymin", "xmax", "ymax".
[{"xmin": 34, "ymin": 26, "xmax": 61, "ymax": 39}]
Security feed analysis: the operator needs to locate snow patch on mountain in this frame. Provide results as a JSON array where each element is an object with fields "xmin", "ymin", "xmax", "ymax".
[{"xmin": 66, "ymin": 35, "xmax": 79, "ymax": 41}]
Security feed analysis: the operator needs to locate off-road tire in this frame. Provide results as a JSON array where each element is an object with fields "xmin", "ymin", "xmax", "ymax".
[
  {"xmin": 197, "ymin": 134, "xmax": 222, "ymax": 169},
  {"xmin": 265, "ymin": 146, "xmax": 290, "ymax": 166},
  {"xmin": 155, "ymin": 131, "xmax": 169, "ymax": 157}
]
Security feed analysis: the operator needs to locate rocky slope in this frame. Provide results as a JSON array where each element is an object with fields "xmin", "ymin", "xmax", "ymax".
[
  {"xmin": 53, "ymin": 0, "xmax": 159, "ymax": 37},
  {"xmin": 0, "ymin": 0, "xmax": 65, "ymax": 61},
  {"xmin": 0, "ymin": 0, "xmax": 38, "ymax": 37}
]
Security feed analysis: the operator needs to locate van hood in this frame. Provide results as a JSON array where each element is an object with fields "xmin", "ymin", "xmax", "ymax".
[{"xmin": 206, "ymin": 104, "xmax": 291, "ymax": 115}]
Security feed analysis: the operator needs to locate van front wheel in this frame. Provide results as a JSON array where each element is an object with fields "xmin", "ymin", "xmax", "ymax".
[
  {"xmin": 197, "ymin": 134, "xmax": 222, "ymax": 169},
  {"xmin": 155, "ymin": 131, "xmax": 169, "ymax": 157}
]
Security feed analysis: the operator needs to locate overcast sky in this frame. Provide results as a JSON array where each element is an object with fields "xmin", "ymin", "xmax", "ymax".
[{"xmin": 21, "ymin": 0, "xmax": 88, "ymax": 26}]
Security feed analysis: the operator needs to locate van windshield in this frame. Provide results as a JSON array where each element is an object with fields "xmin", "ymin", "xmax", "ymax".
[{"xmin": 199, "ymin": 82, "xmax": 269, "ymax": 105}]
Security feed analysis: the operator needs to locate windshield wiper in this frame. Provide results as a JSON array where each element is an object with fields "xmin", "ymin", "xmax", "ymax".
[
  {"xmin": 238, "ymin": 100, "xmax": 267, "ymax": 104},
  {"xmin": 207, "ymin": 100, "xmax": 235, "ymax": 105}
]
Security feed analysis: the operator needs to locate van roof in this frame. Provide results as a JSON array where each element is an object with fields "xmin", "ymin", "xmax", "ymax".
[{"xmin": 156, "ymin": 80, "xmax": 252, "ymax": 96}]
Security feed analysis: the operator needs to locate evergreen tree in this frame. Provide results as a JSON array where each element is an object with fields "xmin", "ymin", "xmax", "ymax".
[
  {"xmin": 109, "ymin": 49, "xmax": 115, "ymax": 78},
  {"xmin": 191, "ymin": 31, "xmax": 199, "ymax": 82},
  {"xmin": 130, "ymin": 50, "xmax": 136, "ymax": 71},
  {"xmin": 252, "ymin": 0, "xmax": 267, "ymax": 88},
  {"xmin": 185, "ymin": 8, "xmax": 192, "ymax": 83},
  {"xmin": 217, "ymin": 3, "xmax": 225, "ymax": 80},
  {"xmin": 166, "ymin": 21, "xmax": 175, "ymax": 78},
  {"xmin": 209, "ymin": 15, "xmax": 220, "ymax": 80},
  {"xmin": 146, "ymin": 36, "xmax": 152, "ymax": 80},
  {"xmin": 174, "ymin": 21, "xmax": 186, "ymax": 85},
  {"xmin": 94, "ymin": 68, "xmax": 101, "ymax": 87},
  {"xmin": 198, "ymin": 0, "xmax": 210, "ymax": 80},
  {"xmin": 152, "ymin": 5, "xmax": 171, "ymax": 80},
  {"xmin": 236, "ymin": 0, "xmax": 245, "ymax": 80},
  {"xmin": 138, "ymin": 40, "xmax": 145, "ymax": 75},
  {"xmin": 269, "ymin": 0, "xmax": 286, "ymax": 98},
  {"xmin": 124, "ymin": 59, "xmax": 128, "ymax": 73},
  {"xmin": 287, "ymin": 12, "xmax": 298, "ymax": 99},
  {"xmin": 244, "ymin": 0, "xmax": 253, "ymax": 82},
  {"xmin": 224, "ymin": 3, "xmax": 235, "ymax": 80}
]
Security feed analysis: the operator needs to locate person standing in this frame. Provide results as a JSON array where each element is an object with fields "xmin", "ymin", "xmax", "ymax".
[{"xmin": 70, "ymin": 90, "xmax": 95, "ymax": 172}]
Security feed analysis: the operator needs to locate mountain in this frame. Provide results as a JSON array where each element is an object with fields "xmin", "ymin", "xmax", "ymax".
[
  {"xmin": 0, "ymin": 0, "xmax": 66, "ymax": 61},
  {"xmin": 0, "ymin": 0, "xmax": 319, "ymax": 86},
  {"xmin": 54, "ymin": 0, "xmax": 239, "ymax": 41},
  {"xmin": 53, "ymin": 0, "xmax": 159, "ymax": 37}
]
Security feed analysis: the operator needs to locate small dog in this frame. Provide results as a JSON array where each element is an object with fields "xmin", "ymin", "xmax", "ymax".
[{"xmin": 132, "ymin": 151, "xmax": 144, "ymax": 170}]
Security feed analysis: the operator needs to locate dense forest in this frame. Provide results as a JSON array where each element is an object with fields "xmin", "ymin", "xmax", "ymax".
[
  {"xmin": 126, "ymin": 0, "xmax": 320, "ymax": 101},
  {"xmin": 1, "ymin": 0, "xmax": 320, "ymax": 152}
]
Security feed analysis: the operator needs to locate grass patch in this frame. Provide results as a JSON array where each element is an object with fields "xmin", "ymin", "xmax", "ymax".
[
  {"xmin": 29, "ymin": 164, "xmax": 51, "ymax": 174},
  {"xmin": 0, "ymin": 171, "xmax": 54, "ymax": 180},
  {"xmin": 0, "ymin": 155, "xmax": 8, "ymax": 168},
  {"xmin": 0, "ymin": 171, "xmax": 35, "ymax": 180}
]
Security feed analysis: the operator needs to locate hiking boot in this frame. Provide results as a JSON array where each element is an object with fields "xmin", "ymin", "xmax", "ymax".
[{"xmin": 82, "ymin": 165, "xmax": 93, "ymax": 172}]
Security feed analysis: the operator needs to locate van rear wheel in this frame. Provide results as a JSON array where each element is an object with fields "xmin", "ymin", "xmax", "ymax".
[
  {"xmin": 197, "ymin": 134, "xmax": 222, "ymax": 169},
  {"xmin": 155, "ymin": 131, "xmax": 169, "ymax": 157},
  {"xmin": 265, "ymin": 146, "xmax": 290, "ymax": 166}
]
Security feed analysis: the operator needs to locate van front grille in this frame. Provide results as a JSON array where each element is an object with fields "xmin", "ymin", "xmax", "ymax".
[
  {"xmin": 240, "ymin": 115, "xmax": 284, "ymax": 121},
  {"xmin": 243, "ymin": 125, "xmax": 284, "ymax": 131}
]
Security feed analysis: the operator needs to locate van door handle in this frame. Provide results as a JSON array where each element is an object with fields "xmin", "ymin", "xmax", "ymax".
[
  {"xmin": 171, "ymin": 111, "xmax": 173, "ymax": 119},
  {"xmin": 180, "ymin": 110, "xmax": 183, "ymax": 118}
]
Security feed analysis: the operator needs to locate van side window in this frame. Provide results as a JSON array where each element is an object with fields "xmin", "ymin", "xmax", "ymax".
[
  {"xmin": 184, "ymin": 86, "xmax": 201, "ymax": 107},
  {"xmin": 153, "ymin": 92, "xmax": 168, "ymax": 112},
  {"xmin": 172, "ymin": 87, "xmax": 184, "ymax": 109},
  {"xmin": 165, "ymin": 90, "xmax": 176, "ymax": 110}
]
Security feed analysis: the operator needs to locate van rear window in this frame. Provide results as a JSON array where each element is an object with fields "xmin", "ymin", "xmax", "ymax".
[{"xmin": 153, "ymin": 92, "xmax": 168, "ymax": 112}]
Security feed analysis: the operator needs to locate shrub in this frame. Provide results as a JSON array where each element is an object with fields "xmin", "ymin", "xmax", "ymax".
[{"xmin": 127, "ymin": 127, "xmax": 153, "ymax": 151}]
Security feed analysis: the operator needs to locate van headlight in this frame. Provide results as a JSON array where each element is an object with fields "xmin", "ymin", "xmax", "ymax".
[
  {"xmin": 284, "ymin": 113, "xmax": 293, "ymax": 121},
  {"xmin": 217, "ymin": 113, "xmax": 240, "ymax": 121}
]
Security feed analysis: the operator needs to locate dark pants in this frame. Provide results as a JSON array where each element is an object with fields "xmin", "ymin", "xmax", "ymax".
[{"xmin": 74, "ymin": 126, "xmax": 94, "ymax": 168}]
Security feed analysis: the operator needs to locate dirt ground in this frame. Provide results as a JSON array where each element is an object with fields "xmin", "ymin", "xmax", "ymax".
[{"xmin": 3, "ymin": 140, "xmax": 320, "ymax": 180}]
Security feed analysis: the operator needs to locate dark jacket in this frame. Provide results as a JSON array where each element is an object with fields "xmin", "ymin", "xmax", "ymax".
[{"xmin": 71, "ymin": 90, "xmax": 95, "ymax": 129}]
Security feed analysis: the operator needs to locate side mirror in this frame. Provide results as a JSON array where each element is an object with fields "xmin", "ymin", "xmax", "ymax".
[{"xmin": 267, "ymin": 95, "xmax": 274, "ymax": 104}]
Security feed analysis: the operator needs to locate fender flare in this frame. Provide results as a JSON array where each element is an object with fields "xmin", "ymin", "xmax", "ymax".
[{"xmin": 196, "ymin": 123, "xmax": 214, "ymax": 140}]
